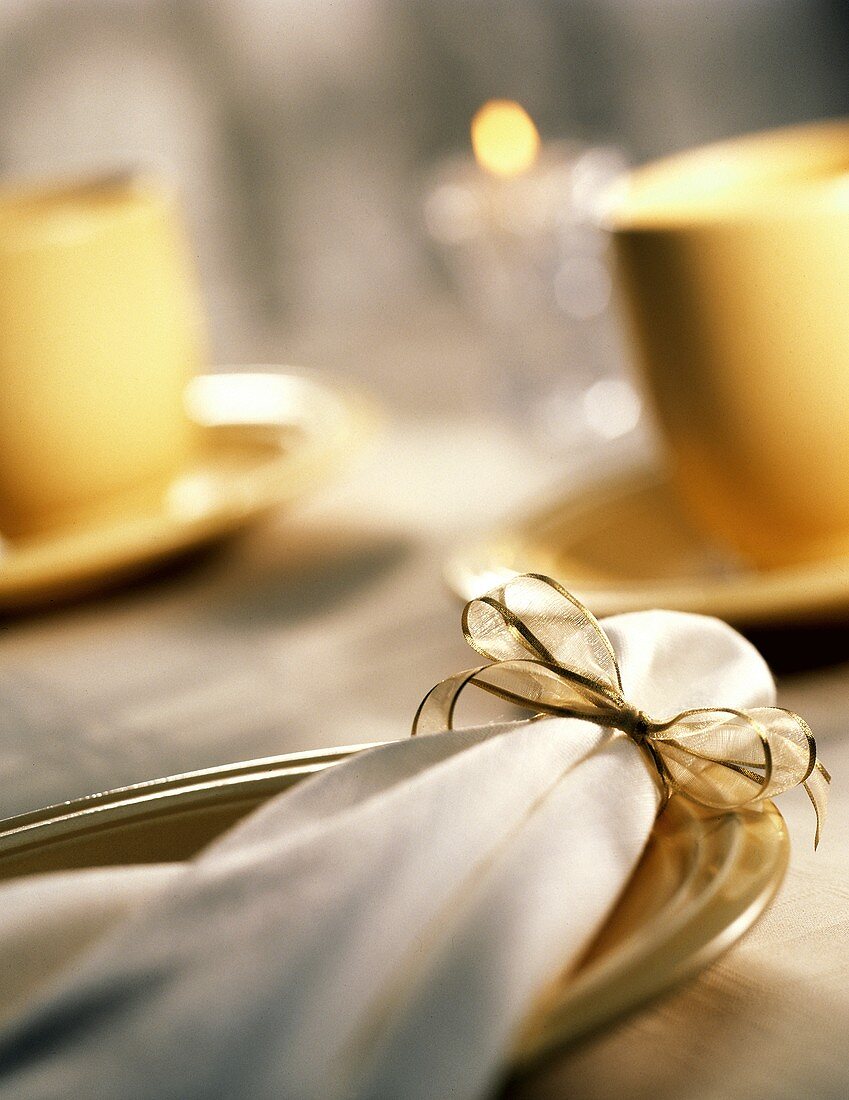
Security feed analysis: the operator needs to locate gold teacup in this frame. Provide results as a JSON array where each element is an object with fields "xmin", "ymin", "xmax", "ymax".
[
  {"xmin": 0, "ymin": 173, "xmax": 205, "ymax": 539},
  {"xmin": 610, "ymin": 120, "xmax": 849, "ymax": 568}
]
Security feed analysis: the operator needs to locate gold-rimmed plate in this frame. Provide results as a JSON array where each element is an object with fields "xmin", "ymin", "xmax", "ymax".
[
  {"xmin": 0, "ymin": 742, "xmax": 789, "ymax": 1068},
  {"xmin": 0, "ymin": 370, "xmax": 377, "ymax": 612},
  {"xmin": 446, "ymin": 466, "xmax": 849, "ymax": 625}
]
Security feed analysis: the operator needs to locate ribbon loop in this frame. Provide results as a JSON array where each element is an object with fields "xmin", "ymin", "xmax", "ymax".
[
  {"xmin": 462, "ymin": 574, "xmax": 623, "ymax": 695},
  {"xmin": 415, "ymin": 574, "xmax": 829, "ymax": 847}
]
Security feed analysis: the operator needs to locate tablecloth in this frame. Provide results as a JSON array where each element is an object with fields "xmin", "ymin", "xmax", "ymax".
[{"xmin": 1, "ymin": 411, "xmax": 847, "ymax": 1099}]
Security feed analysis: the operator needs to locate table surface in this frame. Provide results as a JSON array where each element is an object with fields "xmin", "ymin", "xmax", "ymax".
[{"xmin": 1, "ymin": 410, "xmax": 847, "ymax": 1100}]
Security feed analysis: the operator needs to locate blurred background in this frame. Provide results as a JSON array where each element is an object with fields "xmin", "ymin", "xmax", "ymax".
[
  {"xmin": 2, "ymin": 0, "xmax": 848, "ymax": 419},
  {"xmin": 1, "ymin": 0, "xmax": 849, "ymax": 815}
]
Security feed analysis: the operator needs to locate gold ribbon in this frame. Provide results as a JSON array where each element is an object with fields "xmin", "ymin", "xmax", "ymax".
[{"xmin": 413, "ymin": 573, "xmax": 829, "ymax": 846}]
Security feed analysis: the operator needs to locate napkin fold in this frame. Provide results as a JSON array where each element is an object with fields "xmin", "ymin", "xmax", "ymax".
[{"xmin": 0, "ymin": 609, "xmax": 775, "ymax": 1100}]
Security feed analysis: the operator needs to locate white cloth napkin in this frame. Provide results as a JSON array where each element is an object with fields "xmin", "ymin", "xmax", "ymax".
[{"xmin": 0, "ymin": 610, "xmax": 775, "ymax": 1100}]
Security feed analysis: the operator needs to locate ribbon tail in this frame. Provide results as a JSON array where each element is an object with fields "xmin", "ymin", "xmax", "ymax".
[{"xmin": 803, "ymin": 761, "xmax": 831, "ymax": 850}]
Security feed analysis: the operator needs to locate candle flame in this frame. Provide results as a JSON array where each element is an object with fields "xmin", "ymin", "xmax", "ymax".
[{"xmin": 471, "ymin": 100, "xmax": 540, "ymax": 178}]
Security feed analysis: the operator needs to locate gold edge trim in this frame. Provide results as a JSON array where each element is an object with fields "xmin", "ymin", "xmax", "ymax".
[{"xmin": 0, "ymin": 742, "xmax": 386, "ymax": 842}]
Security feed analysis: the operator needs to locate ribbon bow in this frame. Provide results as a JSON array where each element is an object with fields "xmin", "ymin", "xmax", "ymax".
[{"xmin": 414, "ymin": 574, "xmax": 829, "ymax": 846}]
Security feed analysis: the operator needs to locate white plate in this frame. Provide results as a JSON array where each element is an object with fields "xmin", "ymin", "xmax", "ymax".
[{"xmin": 0, "ymin": 742, "xmax": 788, "ymax": 1069}]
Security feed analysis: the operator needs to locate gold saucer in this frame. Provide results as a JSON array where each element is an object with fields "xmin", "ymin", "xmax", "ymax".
[
  {"xmin": 0, "ymin": 742, "xmax": 788, "ymax": 1067},
  {"xmin": 446, "ymin": 466, "xmax": 849, "ymax": 625},
  {"xmin": 0, "ymin": 371, "xmax": 376, "ymax": 611}
]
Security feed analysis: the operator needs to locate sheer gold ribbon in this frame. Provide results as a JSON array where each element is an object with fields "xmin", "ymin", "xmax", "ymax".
[{"xmin": 413, "ymin": 574, "xmax": 830, "ymax": 846}]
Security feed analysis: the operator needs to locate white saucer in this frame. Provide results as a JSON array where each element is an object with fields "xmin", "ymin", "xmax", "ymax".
[
  {"xmin": 446, "ymin": 466, "xmax": 849, "ymax": 625},
  {"xmin": 0, "ymin": 370, "xmax": 377, "ymax": 611}
]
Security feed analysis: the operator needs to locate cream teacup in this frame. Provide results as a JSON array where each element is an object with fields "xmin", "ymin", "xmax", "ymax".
[
  {"xmin": 609, "ymin": 120, "xmax": 849, "ymax": 568},
  {"xmin": 0, "ymin": 173, "xmax": 205, "ymax": 539}
]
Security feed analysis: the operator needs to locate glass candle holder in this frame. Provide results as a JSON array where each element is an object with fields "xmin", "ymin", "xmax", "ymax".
[{"xmin": 425, "ymin": 125, "xmax": 641, "ymax": 456}]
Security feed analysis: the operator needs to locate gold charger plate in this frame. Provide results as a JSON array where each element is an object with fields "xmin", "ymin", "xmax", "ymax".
[
  {"xmin": 0, "ymin": 370, "xmax": 376, "ymax": 611},
  {"xmin": 0, "ymin": 742, "xmax": 788, "ymax": 1068},
  {"xmin": 446, "ymin": 466, "xmax": 849, "ymax": 625}
]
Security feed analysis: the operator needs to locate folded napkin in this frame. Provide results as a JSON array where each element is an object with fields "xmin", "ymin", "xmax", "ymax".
[{"xmin": 0, "ymin": 607, "xmax": 776, "ymax": 1100}]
